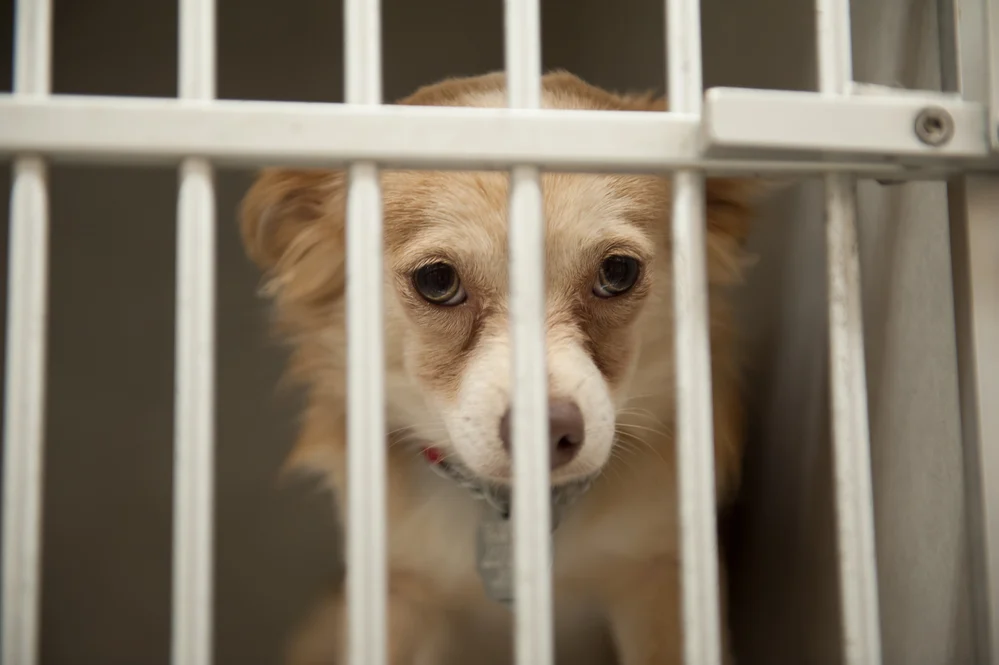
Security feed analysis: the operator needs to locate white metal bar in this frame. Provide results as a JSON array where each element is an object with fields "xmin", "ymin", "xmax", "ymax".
[
  {"xmin": 939, "ymin": 0, "xmax": 988, "ymax": 100},
  {"xmin": 505, "ymin": 0, "xmax": 552, "ymax": 663},
  {"xmin": 345, "ymin": 0, "xmax": 382, "ymax": 106},
  {"xmin": 171, "ymin": 0, "xmax": 216, "ymax": 664},
  {"xmin": 940, "ymin": 0, "xmax": 999, "ymax": 661},
  {"xmin": 2, "ymin": 157, "xmax": 48, "ymax": 665},
  {"xmin": 824, "ymin": 174, "xmax": 883, "ymax": 665},
  {"xmin": 816, "ymin": 1, "xmax": 884, "ymax": 664},
  {"xmin": 0, "ymin": 97, "xmax": 695, "ymax": 170},
  {"xmin": 666, "ymin": 0, "xmax": 722, "ymax": 664},
  {"xmin": 816, "ymin": 0, "xmax": 852, "ymax": 97},
  {"xmin": 171, "ymin": 158, "xmax": 216, "ymax": 665},
  {"xmin": 343, "ymin": 0, "xmax": 387, "ymax": 663},
  {"xmin": 179, "ymin": 0, "xmax": 215, "ymax": 101},
  {"xmin": 2, "ymin": 0, "xmax": 52, "ymax": 664},
  {"xmin": 987, "ymin": 0, "xmax": 999, "ymax": 150},
  {"xmin": 12, "ymin": 2, "xmax": 51, "ymax": 98},
  {"xmin": 702, "ymin": 88, "xmax": 990, "ymax": 158},
  {"xmin": 1, "ymin": 97, "xmax": 998, "ymax": 175},
  {"xmin": 948, "ymin": 175, "xmax": 999, "ymax": 665}
]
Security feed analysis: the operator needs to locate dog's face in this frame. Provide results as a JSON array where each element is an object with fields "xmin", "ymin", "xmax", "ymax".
[
  {"xmin": 381, "ymin": 168, "xmax": 666, "ymax": 486},
  {"xmin": 240, "ymin": 72, "xmax": 754, "ymax": 489}
]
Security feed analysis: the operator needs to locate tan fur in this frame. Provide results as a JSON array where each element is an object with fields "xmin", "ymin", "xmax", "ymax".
[{"xmin": 240, "ymin": 71, "xmax": 758, "ymax": 665}]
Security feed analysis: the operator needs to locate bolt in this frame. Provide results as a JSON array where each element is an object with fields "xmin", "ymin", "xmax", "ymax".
[{"xmin": 914, "ymin": 106, "xmax": 955, "ymax": 147}]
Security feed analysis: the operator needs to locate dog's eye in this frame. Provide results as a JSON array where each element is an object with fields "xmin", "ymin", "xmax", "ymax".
[
  {"xmin": 593, "ymin": 256, "xmax": 640, "ymax": 298},
  {"xmin": 413, "ymin": 262, "xmax": 466, "ymax": 306}
]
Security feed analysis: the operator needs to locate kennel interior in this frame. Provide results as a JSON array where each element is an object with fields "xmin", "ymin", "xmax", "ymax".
[{"xmin": 0, "ymin": 0, "xmax": 997, "ymax": 664}]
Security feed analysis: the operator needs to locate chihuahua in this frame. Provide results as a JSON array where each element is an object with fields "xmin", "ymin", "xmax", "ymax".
[{"xmin": 240, "ymin": 70, "xmax": 757, "ymax": 665}]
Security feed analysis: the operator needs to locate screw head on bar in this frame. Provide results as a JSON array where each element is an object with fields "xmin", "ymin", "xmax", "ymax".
[{"xmin": 913, "ymin": 106, "xmax": 955, "ymax": 147}]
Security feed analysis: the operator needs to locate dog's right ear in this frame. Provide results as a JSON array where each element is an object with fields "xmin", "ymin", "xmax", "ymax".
[
  {"xmin": 240, "ymin": 168, "xmax": 346, "ymax": 272},
  {"xmin": 239, "ymin": 168, "xmax": 349, "ymax": 316}
]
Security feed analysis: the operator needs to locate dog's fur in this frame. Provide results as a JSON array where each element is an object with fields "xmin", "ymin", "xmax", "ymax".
[{"xmin": 240, "ymin": 71, "xmax": 758, "ymax": 665}]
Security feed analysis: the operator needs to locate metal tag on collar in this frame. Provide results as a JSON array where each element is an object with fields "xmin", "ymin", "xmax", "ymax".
[
  {"xmin": 475, "ymin": 507, "xmax": 516, "ymax": 606},
  {"xmin": 475, "ymin": 501, "xmax": 561, "ymax": 607}
]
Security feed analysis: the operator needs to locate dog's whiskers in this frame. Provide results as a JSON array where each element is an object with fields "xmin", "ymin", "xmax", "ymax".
[
  {"xmin": 614, "ymin": 429, "xmax": 672, "ymax": 469},
  {"xmin": 615, "ymin": 421, "xmax": 671, "ymax": 439}
]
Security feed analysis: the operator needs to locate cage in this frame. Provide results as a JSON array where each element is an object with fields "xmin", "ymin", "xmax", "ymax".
[{"xmin": 1, "ymin": 0, "xmax": 997, "ymax": 664}]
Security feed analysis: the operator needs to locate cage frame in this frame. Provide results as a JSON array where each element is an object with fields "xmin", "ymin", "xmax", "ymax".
[{"xmin": 2, "ymin": 0, "xmax": 998, "ymax": 664}]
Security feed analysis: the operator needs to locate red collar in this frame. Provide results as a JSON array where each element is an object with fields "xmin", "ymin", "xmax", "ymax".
[{"xmin": 422, "ymin": 446, "xmax": 445, "ymax": 465}]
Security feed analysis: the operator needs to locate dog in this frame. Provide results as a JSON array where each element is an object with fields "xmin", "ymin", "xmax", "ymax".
[{"xmin": 240, "ymin": 70, "xmax": 758, "ymax": 665}]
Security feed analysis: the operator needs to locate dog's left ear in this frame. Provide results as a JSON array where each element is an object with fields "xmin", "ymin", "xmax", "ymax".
[
  {"xmin": 619, "ymin": 90, "xmax": 775, "ymax": 247},
  {"xmin": 705, "ymin": 177, "xmax": 771, "ymax": 246},
  {"xmin": 700, "ymin": 177, "xmax": 768, "ymax": 286}
]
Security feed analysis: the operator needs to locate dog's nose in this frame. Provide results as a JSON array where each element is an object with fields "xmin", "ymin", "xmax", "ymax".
[{"xmin": 499, "ymin": 399, "xmax": 585, "ymax": 469}]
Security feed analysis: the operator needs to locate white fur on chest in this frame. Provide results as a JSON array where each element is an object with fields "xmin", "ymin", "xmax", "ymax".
[
  {"xmin": 386, "ymin": 464, "xmax": 677, "ymax": 665},
  {"xmin": 388, "ymin": 467, "xmax": 483, "ymax": 590}
]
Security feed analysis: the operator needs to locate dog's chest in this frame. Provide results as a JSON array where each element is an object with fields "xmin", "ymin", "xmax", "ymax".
[
  {"xmin": 454, "ymin": 593, "xmax": 616, "ymax": 665},
  {"xmin": 384, "ymin": 468, "xmax": 676, "ymax": 664}
]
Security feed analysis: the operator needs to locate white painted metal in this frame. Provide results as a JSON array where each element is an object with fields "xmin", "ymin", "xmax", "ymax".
[
  {"xmin": 823, "ymin": 173, "xmax": 883, "ymax": 665},
  {"xmin": 940, "ymin": 0, "xmax": 989, "ymax": 103},
  {"xmin": 505, "ymin": 0, "xmax": 553, "ymax": 664},
  {"xmin": 507, "ymin": 164, "xmax": 551, "ymax": 665},
  {"xmin": 987, "ymin": 0, "xmax": 999, "ymax": 150},
  {"xmin": 172, "ymin": 158, "xmax": 217, "ymax": 665},
  {"xmin": 0, "ymin": 97, "xmax": 695, "ymax": 171},
  {"xmin": 11, "ymin": 2, "xmax": 51, "ymax": 97},
  {"xmin": 816, "ymin": 1, "xmax": 884, "ymax": 664},
  {"xmin": 940, "ymin": 0, "xmax": 999, "ymax": 661},
  {"xmin": 343, "ymin": 0, "xmax": 387, "ymax": 663},
  {"xmin": 171, "ymin": 1, "xmax": 217, "ymax": 665},
  {"xmin": 2, "ymin": 158, "xmax": 49, "ymax": 665},
  {"xmin": 947, "ymin": 176, "xmax": 999, "ymax": 665},
  {"xmin": 666, "ymin": 1, "xmax": 722, "ymax": 664},
  {"xmin": 179, "ymin": 0, "xmax": 215, "ymax": 102},
  {"xmin": 816, "ymin": 0, "xmax": 852, "ymax": 97},
  {"xmin": 1, "ymin": 96, "xmax": 996, "ymax": 175},
  {"xmin": 2, "ymin": 1, "xmax": 52, "ymax": 664},
  {"xmin": 703, "ymin": 88, "xmax": 990, "ymax": 158},
  {"xmin": 344, "ymin": 162, "xmax": 387, "ymax": 665}
]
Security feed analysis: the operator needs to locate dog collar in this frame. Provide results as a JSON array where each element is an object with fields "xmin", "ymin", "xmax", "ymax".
[
  {"xmin": 422, "ymin": 446, "xmax": 593, "ymax": 520},
  {"xmin": 421, "ymin": 445, "xmax": 593, "ymax": 607},
  {"xmin": 421, "ymin": 446, "xmax": 513, "ymax": 517},
  {"xmin": 421, "ymin": 445, "xmax": 593, "ymax": 525}
]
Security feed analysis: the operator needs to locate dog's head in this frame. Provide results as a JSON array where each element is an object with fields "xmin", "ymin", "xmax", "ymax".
[{"xmin": 241, "ymin": 71, "xmax": 757, "ymax": 489}]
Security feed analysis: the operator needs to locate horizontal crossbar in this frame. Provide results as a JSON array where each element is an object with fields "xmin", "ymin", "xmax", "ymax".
[
  {"xmin": 0, "ymin": 93, "xmax": 997, "ymax": 176},
  {"xmin": 703, "ymin": 87, "xmax": 996, "ymax": 159}
]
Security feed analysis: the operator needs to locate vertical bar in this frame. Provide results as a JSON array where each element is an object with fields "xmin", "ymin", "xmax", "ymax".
[
  {"xmin": 940, "ymin": 1, "xmax": 999, "ymax": 661},
  {"xmin": 666, "ymin": 1, "xmax": 721, "ymax": 664},
  {"xmin": 824, "ymin": 174, "xmax": 883, "ymax": 665},
  {"xmin": 948, "ymin": 176, "xmax": 999, "ymax": 665},
  {"xmin": 815, "ymin": 0, "xmax": 852, "ymax": 97},
  {"xmin": 816, "ymin": 1, "xmax": 884, "ymax": 664},
  {"xmin": 938, "ymin": 0, "xmax": 986, "ymax": 99},
  {"xmin": 171, "ymin": 0, "xmax": 216, "ymax": 664},
  {"xmin": 504, "ymin": 0, "xmax": 551, "ymax": 664},
  {"xmin": 987, "ymin": 0, "xmax": 999, "ymax": 150},
  {"xmin": 2, "ymin": 1, "xmax": 52, "ymax": 664},
  {"xmin": 344, "ymin": 0, "xmax": 386, "ymax": 663}
]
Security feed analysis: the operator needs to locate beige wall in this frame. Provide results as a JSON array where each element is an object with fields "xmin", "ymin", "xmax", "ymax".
[{"xmin": 0, "ymin": 0, "xmax": 973, "ymax": 663}]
